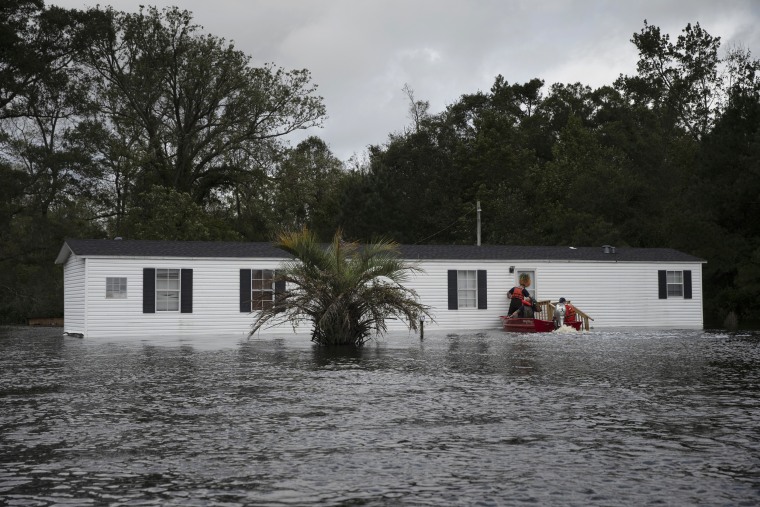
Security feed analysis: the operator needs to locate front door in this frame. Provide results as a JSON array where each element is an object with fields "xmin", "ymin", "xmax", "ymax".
[{"xmin": 517, "ymin": 270, "xmax": 536, "ymax": 300}]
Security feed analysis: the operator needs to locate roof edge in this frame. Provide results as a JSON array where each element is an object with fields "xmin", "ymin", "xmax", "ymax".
[{"xmin": 54, "ymin": 242, "xmax": 73, "ymax": 264}]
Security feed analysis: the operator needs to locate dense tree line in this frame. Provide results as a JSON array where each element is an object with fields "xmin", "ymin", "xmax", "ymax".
[{"xmin": 1, "ymin": 2, "xmax": 758, "ymax": 328}]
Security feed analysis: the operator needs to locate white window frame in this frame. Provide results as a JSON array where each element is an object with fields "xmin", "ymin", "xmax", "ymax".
[
  {"xmin": 457, "ymin": 270, "xmax": 477, "ymax": 309},
  {"xmin": 105, "ymin": 277, "xmax": 127, "ymax": 299},
  {"xmin": 251, "ymin": 269, "xmax": 276, "ymax": 311},
  {"xmin": 667, "ymin": 270, "xmax": 684, "ymax": 298},
  {"xmin": 156, "ymin": 268, "xmax": 181, "ymax": 312}
]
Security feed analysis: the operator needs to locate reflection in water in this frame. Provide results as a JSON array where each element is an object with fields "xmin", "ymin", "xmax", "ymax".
[{"xmin": 1, "ymin": 326, "xmax": 759, "ymax": 505}]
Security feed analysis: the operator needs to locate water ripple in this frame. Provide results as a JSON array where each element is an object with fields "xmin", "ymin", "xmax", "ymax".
[{"xmin": 1, "ymin": 326, "xmax": 759, "ymax": 506}]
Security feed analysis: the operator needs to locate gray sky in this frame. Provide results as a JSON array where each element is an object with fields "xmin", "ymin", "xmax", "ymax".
[{"xmin": 49, "ymin": 0, "xmax": 760, "ymax": 161}]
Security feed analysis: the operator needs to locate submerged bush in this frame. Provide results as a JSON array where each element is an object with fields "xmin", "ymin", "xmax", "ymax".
[{"xmin": 250, "ymin": 229, "xmax": 431, "ymax": 347}]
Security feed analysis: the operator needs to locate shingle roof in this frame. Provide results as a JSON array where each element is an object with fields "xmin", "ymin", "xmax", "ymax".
[
  {"xmin": 57, "ymin": 238, "xmax": 291, "ymax": 262},
  {"xmin": 398, "ymin": 244, "xmax": 704, "ymax": 262},
  {"xmin": 57, "ymin": 238, "xmax": 705, "ymax": 264}
]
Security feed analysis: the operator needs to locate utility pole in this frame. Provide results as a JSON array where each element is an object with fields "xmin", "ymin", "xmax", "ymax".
[{"xmin": 477, "ymin": 200, "xmax": 481, "ymax": 246}]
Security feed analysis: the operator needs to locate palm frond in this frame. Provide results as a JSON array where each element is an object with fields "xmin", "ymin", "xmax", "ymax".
[{"xmin": 249, "ymin": 229, "xmax": 432, "ymax": 346}]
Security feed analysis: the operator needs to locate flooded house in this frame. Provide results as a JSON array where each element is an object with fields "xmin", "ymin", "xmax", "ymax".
[{"xmin": 55, "ymin": 239, "xmax": 705, "ymax": 340}]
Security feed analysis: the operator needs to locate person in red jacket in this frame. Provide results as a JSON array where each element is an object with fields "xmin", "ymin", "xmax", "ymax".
[
  {"xmin": 560, "ymin": 298, "xmax": 578, "ymax": 322},
  {"xmin": 558, "ymin": 297, "xmax": 577, "ymax": 322},
  {"xmin": 507, "ymin": 273, "xmax": 534, "ymax": 318}
]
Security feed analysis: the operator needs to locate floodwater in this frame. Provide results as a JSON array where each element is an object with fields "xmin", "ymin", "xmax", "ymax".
[{"xmin": 1, "ymin": 326, "xmax": 759, "ymax": 506}]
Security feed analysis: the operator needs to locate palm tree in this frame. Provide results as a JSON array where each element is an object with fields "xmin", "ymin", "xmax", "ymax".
[{"xmin": 250, "ymin": 229, "xmax": 431, "ymax": 347}]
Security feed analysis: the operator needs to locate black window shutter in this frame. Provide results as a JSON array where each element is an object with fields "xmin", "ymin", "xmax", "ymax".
[
  {"xmin": 180, "ymin": 269, "xmax": 193, "ymax": 313},
  {"xmin": 477, "ymin": 270, "xmax": 487, "ymax": 309},
  {"xmin": 658, "ymin": 270, "xmax": 667, "ymax": 299},
  {"xmin": 240, "ymin": 269, "xmax": 251, "ymax": 312},
  {"xmin": 448, "ymin": 270, "xmax": 458, "ymax": 310},
  {"xmin": 274, "ymin": 280, "xmax": 286, "ymax": 313},
  {"xmin": 143, "ymin": 268, "xmax": 155, "ymax": 313},
  {"xmin": 684, "ymin": 270, "xmax": 692, "ymax": 299}
]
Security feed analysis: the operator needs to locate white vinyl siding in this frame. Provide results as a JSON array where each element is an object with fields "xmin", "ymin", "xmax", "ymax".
[
  {"xmin": 529, "ymin": 263, "xmax": 702, "ymax": 328},
  {"xmin": 412, "ymin": 263, "xmax": 507, "ymax": 330},
  {"xmin": 62, "ymin": 254, "xmax": 86, "ymax": 336},
  {"xmin": 81, "ymin": 257, "xmax": 292, "ymax": 339},
  {"xmin": 70, "ymin": 255, "xmax": 703, "ymax": 340},
  {"xmin": 403, "ymin": 260, "xmax": 703, "ymax": 332}
]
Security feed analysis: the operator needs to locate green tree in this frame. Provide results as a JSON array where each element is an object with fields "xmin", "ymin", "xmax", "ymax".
[
  {"xmin": 81, "ymin": 6, "xmax": 326, "ymax": 205},
  {"xmin": 338, "ymin": 123, "xmax": 468, "ymax": 244},
  {"xmin": 250, "ymin": 229, "xmax": 430, "ymax": 347},
  {"xmin": 338, "ymin": 78, "xmax": 551, "ymax": 246},
  {"xmin": 0, "ymin": 1, "xmax": 105, "ymax": 323},
  {"xmin": 530, "ymin": 116, "xmax": 629, "ymax": 246},
  {"xmin": 123, "ymin": 185, "xmax": 241, "ymax": 240},
  {"xmin": 0, "ymin": 1, "xmax": 87, "ymax": 117},
  {"xmin": 0, "ymin": 1, "xmax": 98, "ymax": 218},
  {"xmin": 619, "ymin": 21, "xmax": 723, "ymax": 141},
  {"xmin": 271, "ymin": 137, "xmax": 345, "ymax": 240},
  {"xmin": 690, "ymin": 59, "xmax": 760, "ymax": 326}
]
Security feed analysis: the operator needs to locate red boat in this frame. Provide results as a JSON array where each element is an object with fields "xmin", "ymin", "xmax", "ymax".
[{"xmin": 500, "ymin": 316, "xmax": 582, "ymax": 333}]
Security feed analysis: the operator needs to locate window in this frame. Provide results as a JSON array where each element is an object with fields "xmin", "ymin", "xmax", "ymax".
[
  {"xmin": 106, "ymin": 277, "xmax": 127, "ymax": 299},
  {"xmin": 142, "ymin": 268, "xmax": 192, "ymax": 314},
  {"xmin": 667, "ymin": 271, "xmax": 683, "ymax": 297},
  {"xmin": 448, "ymin": 270, "xmax": 487, "ymax": 310},
  {"xmin": 658, "ymin": 269, "xmax": 692, "ymax": 300},
  {"xmin": 252, "ymin": 269, "xmax": 275, "ymax": 311},
  {"xmin": 240, "ymin": 269, "xmax": 284, "ymax": 313},
  {"xmin": 156, "ymin": 268, "xmax": 180, "ymax": 311},
  {"xmin": 457, "ymin": 270, "xmax": 477, "ymax": 309}
]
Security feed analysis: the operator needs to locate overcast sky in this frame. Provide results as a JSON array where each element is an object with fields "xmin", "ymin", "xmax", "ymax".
[{"xmin": 49, "ymin": 0, "xmax": 760, "ymax": 161}]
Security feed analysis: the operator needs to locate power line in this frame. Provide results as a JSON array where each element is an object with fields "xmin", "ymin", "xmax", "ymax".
[{"xmin": 413, "ymin": 204, "xmax": 477, "ymax": 245}]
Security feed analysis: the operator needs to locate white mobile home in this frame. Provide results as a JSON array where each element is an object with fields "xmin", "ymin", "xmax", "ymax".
[{"xmin": 55, "ymin": 239, "xmax": 705, "ymax": 340}]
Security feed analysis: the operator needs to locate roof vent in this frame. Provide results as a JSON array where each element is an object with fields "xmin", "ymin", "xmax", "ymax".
[
  {"xmin": 114, "ymin": 237, "xmax": 123, "ymax": 240},
  {"xmin": 602, "ymin": 245, "xmax": 616, "ymax": 254}
]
